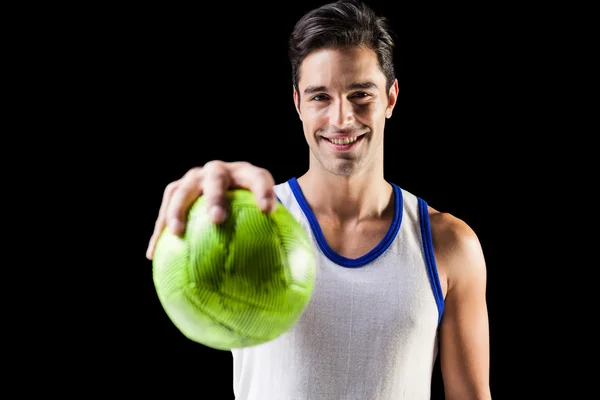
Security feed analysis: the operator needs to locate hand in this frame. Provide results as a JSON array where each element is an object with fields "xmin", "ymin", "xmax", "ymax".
[{"xmin": 146, "ymin": 160, "xmax": 277, "ymax": 260}]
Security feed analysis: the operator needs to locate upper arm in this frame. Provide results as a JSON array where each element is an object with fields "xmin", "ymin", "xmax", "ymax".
[{"xmin": 430, "ymin": 209, "xmax": 491, "ymax": 399}]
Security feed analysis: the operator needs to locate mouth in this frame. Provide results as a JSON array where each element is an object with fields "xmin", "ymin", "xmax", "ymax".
[{"xmin": 323, "ymin": 134, "xmax": 365, "ymax": 150}]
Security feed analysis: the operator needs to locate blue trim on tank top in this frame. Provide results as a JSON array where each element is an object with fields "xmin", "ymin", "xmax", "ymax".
[
  {"xmin": 287, "ymin": 177, "xmax": 403, "ymax": 268},
  {"xmin": 418, "ymin": 198, "xmax": 445, "ymax": 324}
]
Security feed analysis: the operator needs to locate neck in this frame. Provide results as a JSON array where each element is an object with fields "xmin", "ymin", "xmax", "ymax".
[{"xmin": 296, "ymin": 168, "xmax": 392, "ymax": 222}]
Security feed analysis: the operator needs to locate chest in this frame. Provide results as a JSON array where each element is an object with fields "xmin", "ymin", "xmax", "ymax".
[
  {"xmin": 297, "ymin": 255, "xmax": 440, "ymax": 343},
  {"xmin": 319, "ymin": 218, "xmax": 392, "ymax": 259}
]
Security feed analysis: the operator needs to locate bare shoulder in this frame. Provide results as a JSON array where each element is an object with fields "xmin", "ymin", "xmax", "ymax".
[{"xmin": 428, "ymin": 206, "xmax": 487, "ymax": 292}]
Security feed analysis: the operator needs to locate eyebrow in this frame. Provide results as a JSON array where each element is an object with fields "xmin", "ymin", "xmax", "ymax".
[{"xmin": 303, "ymin": 81, "xmax": 378, "ymax": 95}]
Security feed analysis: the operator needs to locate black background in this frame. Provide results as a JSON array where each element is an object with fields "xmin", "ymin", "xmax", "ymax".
[{"xmin": 86, "ymin": 0, "xmax": 567, "ymax": 398}]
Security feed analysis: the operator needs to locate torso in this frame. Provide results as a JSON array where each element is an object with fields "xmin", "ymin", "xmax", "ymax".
[
  {"xmin": 318, "ymin": 201, "xmax": 449, "ymax": 299},
  {"xmin": 232, "ymin": 178, "xmax": 446, "ymax": 400}
]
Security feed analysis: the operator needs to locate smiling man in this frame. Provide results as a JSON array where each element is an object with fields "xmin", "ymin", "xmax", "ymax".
[
  {"xmin": 146, "ymin": 1, "xmax": 492, "ymax": 399},
  {"xmin": 295, "ymin": 45, "xmax": 393, "ymax": 179}
]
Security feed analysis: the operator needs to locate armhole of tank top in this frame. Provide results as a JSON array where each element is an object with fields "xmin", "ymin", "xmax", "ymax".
[{"xmin": 417, "ymin": 197, "xmax": 445, "ymax": 325}]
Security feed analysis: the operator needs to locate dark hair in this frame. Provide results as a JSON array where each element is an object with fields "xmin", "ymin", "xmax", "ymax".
[{"xmin": 288, "ymin": 0, "xmax": 396, "ymax": 99}]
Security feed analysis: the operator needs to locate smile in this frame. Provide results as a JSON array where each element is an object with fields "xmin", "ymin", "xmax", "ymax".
[
  {"xmin": 327, "ymin": 136, "xmax": 359, "ymax": 145},
  {"xmin": 323, "ymin": 134, "xmax": 365, "ymax": 149}
]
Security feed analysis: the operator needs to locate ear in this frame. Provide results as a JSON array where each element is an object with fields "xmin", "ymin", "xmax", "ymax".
[
  {"xmin": 293, "ymin": 86, "xmax": 302, "ymax": 120},
  {"xmin": 385, "ymin": 78, "xmax": 399, "ymax": 119}
]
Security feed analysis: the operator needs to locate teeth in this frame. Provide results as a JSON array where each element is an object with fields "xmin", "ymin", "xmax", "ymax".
[{"xmin": 329, "ymin": 137, "xmax": 358, "ymax": 145}]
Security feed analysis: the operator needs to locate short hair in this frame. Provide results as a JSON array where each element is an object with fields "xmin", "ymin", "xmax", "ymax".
[{"xmin": 288, "ymin": 0, "xmax": 396, "ymax": 98}]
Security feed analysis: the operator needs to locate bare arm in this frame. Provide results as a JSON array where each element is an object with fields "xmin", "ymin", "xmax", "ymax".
[{"xmin": 430, "ymin": 209, "xmax": 491, "ymax": 399}]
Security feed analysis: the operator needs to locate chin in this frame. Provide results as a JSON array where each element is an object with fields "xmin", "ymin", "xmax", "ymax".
[{"xmin": 327, "ymin": 160, "xmax": 360, "ymax": 177}]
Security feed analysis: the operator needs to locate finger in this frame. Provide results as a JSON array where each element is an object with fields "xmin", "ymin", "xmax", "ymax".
[
  {"xmin": 166, "ymin": 167, "xmax": 204, "ymax": 234},
  {"xmin": 229, "ymin": 162, "xmax": 277, "ymax": 213},
  {"xmin": 202, "ymin": 160, "xmax": 231, "ymax": 224},
  {"xmin": 146, "ymin": 180, "xmax": 179, "ymax": 260}
]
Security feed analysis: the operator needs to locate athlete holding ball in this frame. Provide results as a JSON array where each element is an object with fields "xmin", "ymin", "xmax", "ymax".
[{"xmin": 147, "ymin": 1, "xmax": 491, "ymax": 399}]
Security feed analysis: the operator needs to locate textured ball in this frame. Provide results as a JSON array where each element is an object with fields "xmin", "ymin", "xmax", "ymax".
[{"xmin": 152, "ymin": 189, "xmax": 316, "ymax": 350}]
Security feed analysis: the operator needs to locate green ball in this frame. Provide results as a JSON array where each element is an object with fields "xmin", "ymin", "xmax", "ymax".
[{"xmin": 152, "ymin": 189, "xmax": 316, "ymax": 350}]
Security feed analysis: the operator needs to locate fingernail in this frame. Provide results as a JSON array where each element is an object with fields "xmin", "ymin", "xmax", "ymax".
[
  {"xmin": 168, "ymin": 219, "xmax": 184, "ymax": 234},
  {"xmin": 208, "ymin": 205, "xmax": 226, "ymax": 222},
  {"xmin": 260, "ymin": 197, "xmax": 273, "ymax": 211}
]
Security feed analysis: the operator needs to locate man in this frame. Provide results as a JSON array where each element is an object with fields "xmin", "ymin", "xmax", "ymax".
[{"xmin": 146, "ymin": 0, "xmax": 491, "ymax": 398}]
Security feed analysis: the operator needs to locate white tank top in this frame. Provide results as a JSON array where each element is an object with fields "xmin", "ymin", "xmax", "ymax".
[{"xmin": 231, "ymin": 177, "xmax": 444, "ymax": 400}]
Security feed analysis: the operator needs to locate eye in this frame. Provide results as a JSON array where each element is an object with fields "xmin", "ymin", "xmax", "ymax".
[
  {"xmin": 311, "ymin": 94, "xmax": 329, "ymax": 101},
  {"xmin": 350, "ymin": 92, "xmax": 370, "ymax": 99}
]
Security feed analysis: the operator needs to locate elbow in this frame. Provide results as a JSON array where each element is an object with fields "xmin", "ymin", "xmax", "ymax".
[{"xmin": 444, "ymin": 386, "xmax": 492, "ymax": 400}]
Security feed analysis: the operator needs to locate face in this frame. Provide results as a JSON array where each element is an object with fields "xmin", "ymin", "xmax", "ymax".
[{"xmin": 294, "ymin": 46, "xmax": 398, "ymax": 177}]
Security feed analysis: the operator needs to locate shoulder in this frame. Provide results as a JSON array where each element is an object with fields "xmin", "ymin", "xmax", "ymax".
[
  {"xmin": 427, "ymin": 206, "xmax": 487, "ymax": 292},
  {"xmin": 428, "ymin": 207, "xmax": 481, "ymax": 257}
]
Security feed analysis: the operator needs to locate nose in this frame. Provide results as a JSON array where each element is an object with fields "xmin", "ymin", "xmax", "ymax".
[{"xmin": 329, "ymin": 98, "xmax": 354, "ymax": 127}]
